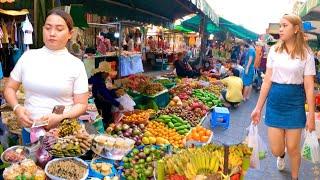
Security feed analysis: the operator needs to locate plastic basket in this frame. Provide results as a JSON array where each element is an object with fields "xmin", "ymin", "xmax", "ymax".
[{"xmin": 122, "ymin": 109, "xmax": 149, "ymax": 124}]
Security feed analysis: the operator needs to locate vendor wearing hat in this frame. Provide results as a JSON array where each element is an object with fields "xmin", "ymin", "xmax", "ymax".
[{"xmin": 88, "ymin": 61, "xmax": 123, "ymax": 128}]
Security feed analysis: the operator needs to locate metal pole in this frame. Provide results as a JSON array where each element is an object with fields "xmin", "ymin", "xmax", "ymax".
[
  {"xmin": 223, "ymin": 144, "xmax": 230, "ymax": 176},
  {"xmin": 34, "ymin": 0, "xmax": 38, "ymax": 47},
  {"xmin": 199, "ymin": 15, "xmax": 208, "ymax": 68}
]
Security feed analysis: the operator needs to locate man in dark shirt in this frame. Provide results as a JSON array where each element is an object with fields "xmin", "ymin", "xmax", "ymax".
[{"xmin": 174, "ymin": 52, "xmax": 199, "ymax": 78}]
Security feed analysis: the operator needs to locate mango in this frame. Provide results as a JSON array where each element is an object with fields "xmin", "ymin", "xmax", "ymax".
[
  {"xmin": 142, "ymin": 137, "xmax": 150, "ymax": 145},
  {"xmin": 149, "ymin": 137, "xmax": 156, "ymax": 144},
  {"xmin": 144, "ymin": 131, "xmax": 152, "ymax": 137}
]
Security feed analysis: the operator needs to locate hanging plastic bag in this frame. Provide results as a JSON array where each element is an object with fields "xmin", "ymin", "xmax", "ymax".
[
  {"xmin": 258, "ymin": 134, "xmax": 268, "ymax": 160},
  {"xmin": 247, "ymin": 123, "xmax": 266, "ymax": 169},
  {"xmin": 301, "ymin": 131, "xmax": 320, "ymax": 164}
]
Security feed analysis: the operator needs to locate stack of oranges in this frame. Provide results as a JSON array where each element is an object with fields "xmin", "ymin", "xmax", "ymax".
[
  {"xmin": 146, "ymin": 121, "xmax": 184, "ymax": 148},
  {"xmin": 186, "ymin": 126, "xmax": 212, "ymax": 143}
]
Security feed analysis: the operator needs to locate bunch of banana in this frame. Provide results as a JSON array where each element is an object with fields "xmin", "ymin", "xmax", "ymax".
[{"xmin": 164, "ymin": 146, "xmax": 224, "ymax": 179}]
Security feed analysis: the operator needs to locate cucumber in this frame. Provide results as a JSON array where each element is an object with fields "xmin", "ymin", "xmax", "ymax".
[
  {"xmin": 163, "ymin": 118, "xmax": 171, "ymax": 124},
  {"xmin": 171, "ymin": 114, "xmax": 184, "ymax": 123},
  {"xmin": 186, "ymin": 124, "xmax": 191, "ymax": 129},
  {"xmin": 159, "ymin": 115, "xmax": 171, "ymax": 119},
  {"xmin": 176, "ymin": 125, "xmax": 186, "ymax": 131},
  {"xmin": 183, "ymin": 129, "xmax": 190, "ymax": 134},
  {"xmin": 173, "ymin": 122, "xmax": 182, "ymax": 127},
  {"xmin": 168, "ymin": 122, "xmax": 174, "ymax": 128},
  {"xmin": 171, "ymin": 118, "xmax": 178, "ymax": 123},
  {"xmin": 177, "ymin": 129, "xmax": 185, "ymax": 134}
]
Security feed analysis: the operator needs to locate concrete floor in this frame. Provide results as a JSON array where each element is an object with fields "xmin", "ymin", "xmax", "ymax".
[{"xmin": 202, "ymin": 90, "xmax": 320, "ymax": 180}]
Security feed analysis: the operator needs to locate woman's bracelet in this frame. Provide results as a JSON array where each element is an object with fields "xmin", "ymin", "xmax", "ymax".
[{"xmin": 13, "ymin": 104, "xmax": 21, "ymax": 112}]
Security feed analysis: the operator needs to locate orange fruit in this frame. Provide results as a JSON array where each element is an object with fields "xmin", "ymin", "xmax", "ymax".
[
  {"xmin": 205, "ymin": 130, "xmax": 212, "ymax": 136},
  {"xmin": 198, "ymin": 130, "xmax": 206, "ymax": 137},
  {"xmin": 195, "ymin": 126, "xmax": 202, "ymax": 132},
  {"xmin": 200, "ymin": 136, "xmax": 210, "ymax": 143},
  {"xmin": 192, "ymin": 133, "xmax": 200, "ymax": 141}
]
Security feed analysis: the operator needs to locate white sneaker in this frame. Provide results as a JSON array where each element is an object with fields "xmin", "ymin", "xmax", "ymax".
[{"xmin": 277, "ymin": 156, "xmax": 285, "ymax": 171}]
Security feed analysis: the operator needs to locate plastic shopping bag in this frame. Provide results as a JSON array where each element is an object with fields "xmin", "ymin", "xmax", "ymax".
[
  {"xmin": 30, "ymin": 127, "xmax": 46, "ymax": 144},
  {"xmin": 247, "ymin": 123, "xmax": 267, "ymax": 169},
  {"xmin": 112, "ymin": 94, "xmax": 136, "ymax": 112},
  {"xmin": 301, "ymin": 131, "xmax": 320, "ymax": 163}
]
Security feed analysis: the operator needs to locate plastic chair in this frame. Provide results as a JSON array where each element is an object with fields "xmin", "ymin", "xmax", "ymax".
[{"xmin": 211, "ymin": 107, "xmax": 230, "ymax": 129}]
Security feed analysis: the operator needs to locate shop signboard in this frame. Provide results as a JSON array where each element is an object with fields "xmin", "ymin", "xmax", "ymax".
[{"xmin": 190, "ymin": 0, "xmax": 219, "ymax": 25}]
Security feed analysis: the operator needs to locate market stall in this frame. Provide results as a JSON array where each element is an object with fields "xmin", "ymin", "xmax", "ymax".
[
  {"xmin": 1, "ymin": 72, "xmax": 257, "ymax": 180},
  {"xmin": 79, "ymin": 20, "xmax": 145, "ymax": 78}
]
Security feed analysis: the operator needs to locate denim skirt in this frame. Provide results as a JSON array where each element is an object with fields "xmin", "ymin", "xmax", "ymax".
[{"xmin": 265, "ymin": 82, "xmax": 306, "ymax": 129}]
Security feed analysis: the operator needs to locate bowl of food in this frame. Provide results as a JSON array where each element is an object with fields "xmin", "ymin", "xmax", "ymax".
[
  {"xmin": 1, "ymin": 146, "xmax": 30, "ymax": 164},
  {"xmin": 45, "ymin": 157, "xmax": 89, "ymax": 180}
]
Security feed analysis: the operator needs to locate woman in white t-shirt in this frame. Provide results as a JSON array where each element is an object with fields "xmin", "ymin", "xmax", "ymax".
[
  {"xmin": 251, "ymin": 14, "xmax": 315, "ymax": 179},
  {"xmin": 4, "ymin": 8, "xmax": 89, "ymax": 145}
]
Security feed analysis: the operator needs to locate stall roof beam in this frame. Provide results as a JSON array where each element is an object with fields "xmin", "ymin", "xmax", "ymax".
[
  {"xmin": 299, "ymin": 0, "xmax": 320, "ymax": 21},
  {"xmin": 60, "ymin": 0, "xmax": 218, "ymax": 26},
  {"xmin": 101, "ymin": 0, "xmax": 171, "ymax": 21}
]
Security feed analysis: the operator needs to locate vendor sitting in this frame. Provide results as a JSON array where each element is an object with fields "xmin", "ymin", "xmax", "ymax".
[
  {"xmin": 88, "ymin": 62, "xmax": 123, "ymax": 128},
  {"xmin": 220, "ymin": 68, "xmax": 243, "ymax": 108},
  {"xmin": 174, "ymin": 52, "xmax": 200, "ymax": 78},
  {"xmin": 209, "ymin": 60, "xmax": 228, "ymax": 79},
  {"xmin": 200, "ymin": 60, "xmax": 216, "ymax": 77}
]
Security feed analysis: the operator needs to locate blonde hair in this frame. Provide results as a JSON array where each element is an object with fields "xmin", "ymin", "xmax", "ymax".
[{"xmin": 275, "ymin": 14, "xmax": 310, "ymax": 60}]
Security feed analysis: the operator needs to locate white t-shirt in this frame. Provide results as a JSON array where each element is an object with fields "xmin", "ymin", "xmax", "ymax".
[
  {"xmin": 267, "ymin": 46, "xmax": 316, "ymax": 84},
  {"xmin": 22, "ymin": 17, "xmax": 33, "ymax": 45},
  {"xmin": 11, "ymin": 46, "xmax": 88, "ymax": 120}
]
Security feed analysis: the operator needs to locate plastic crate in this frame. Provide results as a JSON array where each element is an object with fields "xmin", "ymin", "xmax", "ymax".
[
  {"xmin": 211, "ymin": 107, "xmax": 230, "ymax": 129},
  {"xmin": 148, "ymin": 90, "xmax": 169, "ymax": 108},
  {"xmin": 132, "ymin": 90, "xmax": 169, "ymax": 110}
]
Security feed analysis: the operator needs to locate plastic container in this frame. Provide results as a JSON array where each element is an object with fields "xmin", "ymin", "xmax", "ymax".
[
  {"xmin": 184, "ymin": 129, "xmax": 213, "ymax": 148},
  {"xmin": 89, "ymin": 158, "xmax": 117, "ymax": 179},
  {"xmin": 92, "ymin": 117, "xmax": 105, "ymax": 134}
]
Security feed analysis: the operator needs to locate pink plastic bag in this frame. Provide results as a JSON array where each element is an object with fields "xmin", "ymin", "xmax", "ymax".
[{"xmin": 30, "ymin": 127, "xmax": 46, "ymax": 144}]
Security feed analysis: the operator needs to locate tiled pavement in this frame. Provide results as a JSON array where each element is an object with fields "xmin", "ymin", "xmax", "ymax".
[{"xmin": 202, "ymin": 91, "xmax": 320, "ymax": 180}]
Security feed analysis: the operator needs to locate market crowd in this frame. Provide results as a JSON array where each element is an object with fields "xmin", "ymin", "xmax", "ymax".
[{"xmin": 172, "ymin": 39, "xmax": 270, "ymax": 108}]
